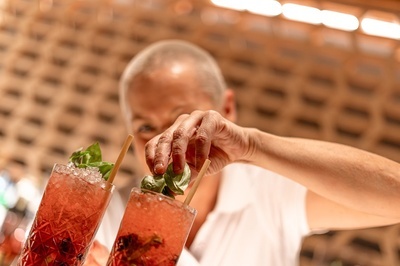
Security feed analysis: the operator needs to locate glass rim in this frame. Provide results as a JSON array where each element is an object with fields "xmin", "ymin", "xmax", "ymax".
[
  {"xmin": 52, "ymin": 163, "xmax": 115, "ymax": 192},
  {"xmin": 131, "ymin": 187, "xmax": 197, "ymax": 214}
]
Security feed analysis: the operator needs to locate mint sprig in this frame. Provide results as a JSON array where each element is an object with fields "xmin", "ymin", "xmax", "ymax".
[
  {"xmin": 140, "ymin": 163, "xmax": 191, "ymax": 198},
  {"xmin": 69, "ymin": 142, "xmax": 114, "ymax": 180}
]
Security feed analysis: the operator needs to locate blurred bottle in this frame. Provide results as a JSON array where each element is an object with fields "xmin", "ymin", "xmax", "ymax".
[
  {"xmin": 0, "ymin": 168, "xmax": 40, "ymax": 266},
  {"xmin": 0, "ymin": 197, "xmax": 28, "ymax": 266}
]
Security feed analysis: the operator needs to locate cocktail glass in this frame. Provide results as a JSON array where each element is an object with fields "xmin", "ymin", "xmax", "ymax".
[
  {"xmin": 17, "ymin": 163, "xmax": 114, "ymax": 266},
  {"xmin": 106, "ymin": 187, "xmax": 197, "ymax": 266}
]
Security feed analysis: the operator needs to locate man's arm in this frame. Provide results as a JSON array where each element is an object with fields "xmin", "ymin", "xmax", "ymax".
[
  {"xmin": 145, "ymin": 110, "xmax": 400, "ymax": 230},
  {"xmin": 246, "ymin": 129, "xmax": 400, "ymax": 229}
]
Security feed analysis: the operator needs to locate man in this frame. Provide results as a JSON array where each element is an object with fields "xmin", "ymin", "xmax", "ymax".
[{"xmin": 117, "ymin": 39, "xmax": 400, "ymax": 265}]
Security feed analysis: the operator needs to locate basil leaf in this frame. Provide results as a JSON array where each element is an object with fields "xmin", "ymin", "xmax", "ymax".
[
  {"xmin": 139, "ymin": 163, "xmax": 191, "ymax": 198},
  {"xmin": 91, "ymin": 162, "xmax": 114, "ymax": 181},
  {"xmin": 161, "ymin": 186, "xmax": 175, "ymax": 199},
  {"xmin": 85, "ymin": 142, "xmax": 102, "ymax": 163},
  {"xmin": 68, "ymin": 142, "xmax": 114, "ymax": 180},
  {"xmin": 69, "ymin": 150, "xmax": 89, "ymax": 166},
  {"xmin": 141, "ymin": 175, "xmax": 166, "ymax": 193},
  {"xmin": 164, "ymin": 163, "xmax": 190, "ymax": 195}
]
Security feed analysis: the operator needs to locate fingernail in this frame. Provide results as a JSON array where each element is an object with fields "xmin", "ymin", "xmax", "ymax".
[
  {"xmin": 154, "ymin": 163, "xmax": 164, "ymax": 174},
  {"xmin": 174, "ymin": 165, "xmax": 182, "ymax": 174}
]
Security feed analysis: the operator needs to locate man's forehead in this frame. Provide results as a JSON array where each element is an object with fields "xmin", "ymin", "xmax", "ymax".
[{"xmin": 170, "ymin": 63, "xmax": 185, "ymax": 75}]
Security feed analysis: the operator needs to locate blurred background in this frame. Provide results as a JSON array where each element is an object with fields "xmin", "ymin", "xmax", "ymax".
[{"xmin": 0, "ymin": 0, "xmax": 399, "ymax": 265}]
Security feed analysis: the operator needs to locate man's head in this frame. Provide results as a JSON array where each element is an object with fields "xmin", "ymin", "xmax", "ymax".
[{"xmin": 119, "ymin": 39, "xmax": 236, "ymax": 174}]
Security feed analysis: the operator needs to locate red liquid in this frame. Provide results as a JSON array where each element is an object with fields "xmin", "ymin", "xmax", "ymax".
[
  {"xmin": 107, "ymin": 188, "xmax": 196, "ymax": 266},
  {"xmin": 18, "ymin": 164, "xmax": 113, "ymax": 266}
]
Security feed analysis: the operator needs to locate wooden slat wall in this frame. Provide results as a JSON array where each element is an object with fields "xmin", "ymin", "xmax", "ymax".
[{"xmin": 0, "ymin": 0, "xmax": 399, "ymax": 264}]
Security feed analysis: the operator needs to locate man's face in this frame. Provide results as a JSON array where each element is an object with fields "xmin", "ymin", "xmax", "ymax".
[{"xmin": 124, "ymin": 65, "xmax": 216, "ymax": 174}]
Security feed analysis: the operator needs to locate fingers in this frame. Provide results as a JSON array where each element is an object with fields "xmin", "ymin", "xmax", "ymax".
[
  {"xmin": 170, "ymin": 111, "xmax": 207, "ymax": 173},
  {"xmin": 145, "ymin": 132, "xmax": 171, "ymax": 175},
  {"xmin": 146, "ymin": 111, "xmax": 219, "ymax": 175},
  {"xmin": 193, "ymin": 117, "xmax": 213, "ymax": 172},
  {"xmin": 145, "ymin": 114, "xmax": 194, "ymax": 175}
]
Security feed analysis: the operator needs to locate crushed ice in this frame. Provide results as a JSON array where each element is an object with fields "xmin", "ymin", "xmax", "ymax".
[{"xmin": 54, "ymin": 163, "xmax": 105, "ymax": 185}]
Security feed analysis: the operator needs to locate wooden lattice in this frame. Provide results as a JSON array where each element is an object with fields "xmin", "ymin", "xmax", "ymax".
[{"xmin": 0, "ymin": 0, "xmax": 399, "ymax": 265}]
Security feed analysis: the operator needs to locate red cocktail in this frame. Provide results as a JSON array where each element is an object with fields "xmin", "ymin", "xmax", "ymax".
[
  {"xmin": 18, "ymin": 163, "xmax": 114, "ymax": 265},
  {"xmin": 106, "ymin": 187, "xmax": 196, "ymax": 266}
]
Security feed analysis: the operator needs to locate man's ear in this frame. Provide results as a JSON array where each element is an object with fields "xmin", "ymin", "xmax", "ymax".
[{"xmin": 222, "ymin": 89, "xmax": 237, "ymax": 122}]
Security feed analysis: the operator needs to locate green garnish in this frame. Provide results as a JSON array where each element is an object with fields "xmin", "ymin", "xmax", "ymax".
[
  {"xmin": 69, "ymin": 142, "xmax": 114, "ymax": 180},
  {"xmin": 141, "ymin": 163, "xmax": 191, "ymax": 198},
  {"xmin": 140, "ymin": 174, "xmax": 166, "ymax": 194}
]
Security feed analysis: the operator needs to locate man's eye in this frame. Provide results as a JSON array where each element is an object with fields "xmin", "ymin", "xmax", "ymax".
[
  {"xmin": 134, "ymin": 125, "xmax": 159, "ymax": 142},
  {"xmin": 138, "ymin": 125, "xmax": 155, "ymax": 133}
]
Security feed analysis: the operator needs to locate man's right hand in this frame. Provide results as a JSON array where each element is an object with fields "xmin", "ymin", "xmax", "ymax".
[{"xmin": 145, "ymin": 110, "xmax": 252, "ymax": 178}]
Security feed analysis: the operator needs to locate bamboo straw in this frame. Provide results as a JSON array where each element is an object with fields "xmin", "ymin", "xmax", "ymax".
[
  {"xmin": 107, "ymin": 134, "xmax": 134, "ymax": 185},
  {"xmin": 184, "ymin": 159, "xmax": 211, "ymax": 205}
]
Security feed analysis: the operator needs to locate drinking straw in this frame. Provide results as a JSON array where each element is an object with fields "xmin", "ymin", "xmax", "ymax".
[
  {"xmin": 184, "ymin": 159, "xmax": 211, "ymax": 205},
  {"xmin": 107, "ymin": 134, "xmax": 134, "ymax": 185}
]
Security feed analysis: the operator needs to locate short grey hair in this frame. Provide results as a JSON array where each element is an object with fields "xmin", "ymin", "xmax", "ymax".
[{"xmin": 119, "ymin": 39, "xmax": 227, "ymax": 119}]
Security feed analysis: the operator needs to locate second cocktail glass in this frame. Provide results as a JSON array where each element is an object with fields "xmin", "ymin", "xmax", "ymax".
[{"xmin": 106, "ymin": 187, "xmax": 197, "ymax": 266}]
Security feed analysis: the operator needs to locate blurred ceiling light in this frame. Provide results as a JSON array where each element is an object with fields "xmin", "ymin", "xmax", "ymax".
[
  {"xmin": 361, "ymin": 18, "xmax": 400, "ymax": 40},
  {"xmin": 211, "ymin": 0, "xmax": 246, "ymax": 11},
  {"xmin": 247, "ymin": 0, "xmax": 282, "ymax": 17},
  {"xmin": 321, "ymin": 10, "xmax": 359, "ymax": 31},
  {"xmin": 209, "ymin": 0, "xmax": 400, "ymax": 40},
  {"xmin": 212, "ymin": 0, "xmax": 281, "ymax": 16},
  {"xmin": 282, "ymin": 3, "xmax": 321, "ymax": 25}
]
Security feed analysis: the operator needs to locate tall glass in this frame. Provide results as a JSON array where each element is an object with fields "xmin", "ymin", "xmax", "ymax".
[
  {"xmin": 107, "ymin": 187, "xmax": 197, "ymax": 266},
  {"xmin": 17, "ymin": 163, "xmax": 114, "ymax": 266}
]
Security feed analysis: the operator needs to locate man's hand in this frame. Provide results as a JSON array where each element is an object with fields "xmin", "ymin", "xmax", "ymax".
[{"xmin": 145, "ymin": 110, "xmax": 251, "ymax": 177}]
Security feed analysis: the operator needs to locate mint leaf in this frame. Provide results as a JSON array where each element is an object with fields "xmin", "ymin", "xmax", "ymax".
[
  {"xmin": 140, "ymin": 163, "xmax": 191, "ymax": 198},
  {"xmin": 69, "ymin": 142, "xmax": 114, "ymax": 180}
]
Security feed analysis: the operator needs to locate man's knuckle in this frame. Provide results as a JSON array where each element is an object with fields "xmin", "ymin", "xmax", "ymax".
[
  {"xmin": 196, "ymin": 131, "xmax": 208, "ymax": 144},
  {"xmin": 158, "ymin": 132, "xmax": 172, "ymax": 143},
  {"xmin": 173, "ymin": 127, "xmax": 186, "ymax": 138},
  {"xmin": 177, "ymin": 113, "xmax": 189, "ymax": 120},
  {"xmin": 171, "ymin": 146, "xmax": 184, "ymax": 156}
]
